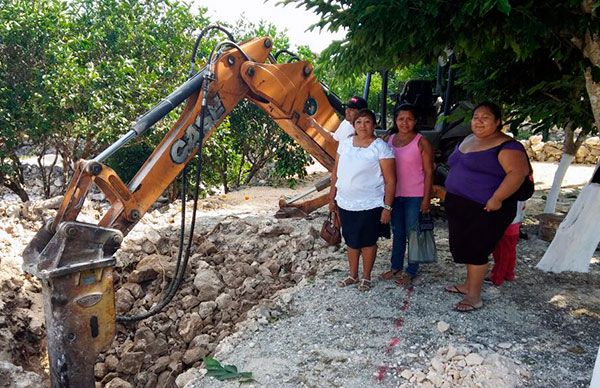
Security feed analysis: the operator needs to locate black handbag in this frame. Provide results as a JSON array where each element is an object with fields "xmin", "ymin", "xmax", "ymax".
[
  {"xmin": 498, "ymin": 140, "xmax": 535, "ymax": 201},
  {"xmin": 510, "ymin": 164, "xmax": 534, "ymax": 201},
  {"xmin": 320, "ymin": 211, "xmax": 341, "ymax": 245}
]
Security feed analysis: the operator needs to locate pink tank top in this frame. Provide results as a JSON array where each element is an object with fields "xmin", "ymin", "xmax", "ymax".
[{"xmin": 388, "ymin": 133, "xmax": 425, "ymax": 197}]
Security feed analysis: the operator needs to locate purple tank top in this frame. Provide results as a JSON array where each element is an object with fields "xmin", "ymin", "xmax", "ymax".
[{"xmin": 445, "ymin": 140, "xmax": 526, "ymax": 204}]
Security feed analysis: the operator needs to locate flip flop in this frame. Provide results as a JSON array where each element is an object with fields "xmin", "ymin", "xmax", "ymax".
[
  {"xmin": 444, "ymin": 285, "xmax": 466, "ymax": 294},
  {"xmin": 454, "ymin": 301, "xmax": 483, "ymax": 312},
  {"xmin": 395, "ymin": 274, "xmax": 413, "ymax": 287},
  {"xmin": 378, "ymin": 269, "xmax": 401, "ymax": 280}
]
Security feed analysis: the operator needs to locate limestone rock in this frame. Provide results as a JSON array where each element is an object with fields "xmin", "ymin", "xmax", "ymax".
[
  {"xmin": 198, "ymin": 301, "xmax": 217, "ymax": 320},
  {"xmin": 400, "ymin": 369, "xmax": 413, "ymax": 380},
  {"xmin": 145, "ymin": 227, "xmax": 162, "ymax": 245},
  {"xmin": 179, "ymin": 313, "xmax": 203, "ymax": 343},
  {"xmin": 105, "ymin": 354, "xmax": 119, "ymax": 371},
  {"xmin": 193, "ymin": 269, "xmax": 224, "ymax": 302},
  {"xmin": 134, "ymin": 371, "xmax": 157, "ymax": 388},
  {"xmin": 117, "ymin": 351, "xmax": 145, "ymax": 374},
  {"xmin": 465, "ymin": 353, "xmax": 484, "ymax": 366},
  {"xmin": 133, "ymin": 327, "xmax": 156, "ymax": 352},
  {"xmin": 175, "ymin": 367, "xmax": 205, "ymax": 387},
  {"xmin": 197, "ymin": 240, "xmax": 217, "ymax": 256},
  {"xmin": 115, "ymin": 288, "xmax": 135, "ymax": 314},
  {"xmin": 105, "ymin": 377, "xmax": 133, "ymax": 388},
  {"xmin": 150, "ymin": 355, "xmax": 171, "ymax": 375},
  {"xmin": 121, "ymin": 282, "xmax": 144, "ymax": 299},
  {"xmin": 181, "ymin": 295, "xmax": 201, "ymax": 310},
  {"xmin": 157, "ymin": 370, "xmax": 176, "ymax": 388},
  {"xmin": 436, "ymin": 321, "xmax": 450, "ymax": 333},
  {"xmin": 129, "ymin": 254, "xmax": 176, "ymax": 283},
  {"xmin": 182, "ymin": 347, "xmax": 204, "ymax": 365},
  {"xmin": 0, "ymin": 361, "xmax": 43, "ymax": 388},
  {"xmin": 215, "ymin": 293, "xmax": 233, "ymax": 310},
  {"xmin": 95, "ymin": 362, "xmax": 108, "ymax": 379},
  {"xmin": 259, "ymin": 224, "xmax": 293, "ymax": 237}
]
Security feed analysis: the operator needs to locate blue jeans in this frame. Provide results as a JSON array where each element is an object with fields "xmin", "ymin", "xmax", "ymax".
[{"xmin": 390, "ymin": 196, "xmax": 422, "ymax": 277}]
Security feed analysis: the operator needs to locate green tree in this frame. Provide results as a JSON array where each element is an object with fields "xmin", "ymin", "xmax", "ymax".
[
  {"xmin": 0, "ymin": 0, "xmax": 210, "ymax": 199},
  {"xmin": 284, "ymin": 0, "xmax": 599, "ymax": 134},
  {"xmin": 0, "ymin": 0, "xmax": 70, "ymax": 201}
]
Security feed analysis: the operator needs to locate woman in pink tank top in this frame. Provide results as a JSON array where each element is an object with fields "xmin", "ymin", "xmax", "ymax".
[{"xmin": 378, "ymin": 104, "xmax": 434, "ymax": 285}]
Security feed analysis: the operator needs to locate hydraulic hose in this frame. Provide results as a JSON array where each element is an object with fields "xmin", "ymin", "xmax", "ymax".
[{"xmin": 117, "ymin": 71, "xmax": 211, "ymax": 323}]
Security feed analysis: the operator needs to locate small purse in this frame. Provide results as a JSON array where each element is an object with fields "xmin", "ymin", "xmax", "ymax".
[{"xmin": 320, "ymin": 211, "xmax": 342, "ymax": 245}]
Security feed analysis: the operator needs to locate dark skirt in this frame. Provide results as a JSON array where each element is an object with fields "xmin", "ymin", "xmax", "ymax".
[
  {"xmin": 445, "ymin": 192, "xmax": 517, "ymax": 265},
  {"xmin": 338, "ymin": 207, "xmax": 391, "ymax": 249}
]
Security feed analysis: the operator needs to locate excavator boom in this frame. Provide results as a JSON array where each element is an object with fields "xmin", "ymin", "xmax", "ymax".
[{"xmin": 23, "ymin": 34, "xmax": 342, "ymax": 387}]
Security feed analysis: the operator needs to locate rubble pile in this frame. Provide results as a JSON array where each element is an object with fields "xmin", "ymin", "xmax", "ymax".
[
  {"xmin": 95, "ymin": 205, "xmax": 338, "ymax": 387},
  {"xmin": 0, "ymin": 361, "xmax": 43, "ymax": 388},
  {"xmin": 0, "ymin": 161, "xmax": 597, "ymax": 387},
  {"xmin": 521, "ymin": 135, "xmax": 600, "ymax": 164},
  {"xmin": 395, "ymin": 344, "xmax": 530, "ymax": 387}
]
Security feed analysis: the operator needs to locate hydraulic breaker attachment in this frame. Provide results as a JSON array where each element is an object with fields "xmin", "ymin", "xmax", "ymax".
[{"xmin": 23, "ymin": 221, "xmax": 121, "ymax": 388}]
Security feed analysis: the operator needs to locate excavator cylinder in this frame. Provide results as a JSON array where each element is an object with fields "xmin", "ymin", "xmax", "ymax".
[
  {"xmin": 284, "ymin": 176, "xmax": 331, "ymax": 204},
  {"xmin": 130, "ymin": 66, "xmax": 209, "ymax": 137},
  {"xmin": 23, "ymin": 221, "xmax": 121, "ymax": 387}
]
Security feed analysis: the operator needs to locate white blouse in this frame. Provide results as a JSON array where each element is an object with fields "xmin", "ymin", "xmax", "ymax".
[
  {"xmin": 332, "ymin": 119, "xmax": 355, "ymax": 142},
  {"xmin": 335, "ymin": 137, "xmax": 395, "ymax": 211}
]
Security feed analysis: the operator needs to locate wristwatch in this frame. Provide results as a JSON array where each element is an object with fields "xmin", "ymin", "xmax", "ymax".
[{"xmin": 383, "ymin": 204, "xmax": 392, "ymax": 211}]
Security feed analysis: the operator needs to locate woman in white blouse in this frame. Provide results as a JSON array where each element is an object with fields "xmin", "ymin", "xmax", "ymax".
[{"xmin": 329, "ymin": 109, "xmax": 396, "ymax": 291}]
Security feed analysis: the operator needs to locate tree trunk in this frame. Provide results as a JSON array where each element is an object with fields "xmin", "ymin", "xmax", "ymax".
[
  {"xmin": 543, "ymin": 122, "xmax": 578, "ymax": 214},
  {"xmin": 538, "ymin": 10, "xmax": 600, "ymax": 272},
  {"xmin": 592, "ymin": 345, "xmax": 600, "ymax": 388},
  {"xmin": 543, "ymin": 153, "xmax": 575, "ymax": 214},
  {"xmin": 582, "ymin": 18, "xmax": 600, "ymax": 131},
  {"xmin": 536, "ymin": 167, "xmax": 600, "ymax": 272},
  {"xmin": 3, "ymin": 152, "xmax": 29, "ymax": 202},
  {"xmin": 3, "ymin": 179, "xmax": 29, "ymax": 202}
]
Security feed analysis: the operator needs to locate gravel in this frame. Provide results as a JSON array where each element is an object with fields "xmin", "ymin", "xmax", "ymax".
[
  {"xmin": 184, "ymin": 212, "xmax": 600, "ymax": 387},
  {"xmin": 1, "ymin": 162, "xmax": 599, "ymax": 388}
]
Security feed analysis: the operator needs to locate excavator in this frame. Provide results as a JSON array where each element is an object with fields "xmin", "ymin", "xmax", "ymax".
[
  {"xmin": 22, "ymin": 26, "xmax": 348, "ymax": 387},
  {"xmin": 22, "ymin": 26, "xmax": 472, "ymax": 387}
]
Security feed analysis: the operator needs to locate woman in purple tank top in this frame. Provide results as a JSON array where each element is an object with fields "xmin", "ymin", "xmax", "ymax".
[
  {"xmin": 444, "ymin": 102, "xmax": 530, "ymax": 312},
  {"xmin": 378, "ymin": 104, "xmax": 433, "ymax": 286}
]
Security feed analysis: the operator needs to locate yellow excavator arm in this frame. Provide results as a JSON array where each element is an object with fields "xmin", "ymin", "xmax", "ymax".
[{"xmin": 23, "ymin": 32, "xmax": 344, "ymax": 387}]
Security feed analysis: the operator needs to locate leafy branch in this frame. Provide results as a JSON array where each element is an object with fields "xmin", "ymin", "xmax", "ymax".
[{"xmin": 203, "ymin": 356, "xmax": 254, "ymax": 383}]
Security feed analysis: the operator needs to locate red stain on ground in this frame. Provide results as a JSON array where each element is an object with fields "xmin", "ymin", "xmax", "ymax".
[
  {"xmin": 374, "ymin": 286, "xmax": 416, "ymax": 383},
  {"xmin": 394, "ymin": 317, "xmax": 404, "ymax": 329},
  {"xmin": 401, "ymin": 300, "xmax": 409, "ymax": 311},
  {"xmin": 385, "ymin": 337, "xmax": 401, "ymax": 355},
  {"xmin": 375, "ymin": 365, "xmax": 388, "ymax": 381}
]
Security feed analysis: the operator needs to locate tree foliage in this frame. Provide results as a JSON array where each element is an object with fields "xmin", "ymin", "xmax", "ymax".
[
  {"xmin": 284, "ymin": 0, "xmax": 600, "ymax": 137},
  {"xmin": 1, "ymin": 0, "xmax": 207, "ymax": 199},
  {"xmin": 0, "ymin": 0, "xmax": 70, "ymax": 200},
  {"xmin": 1, "ymin": 1, "xmax": 315, "ymax": 201}
]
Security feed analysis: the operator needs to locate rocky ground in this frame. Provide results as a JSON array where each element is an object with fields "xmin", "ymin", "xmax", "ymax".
[{"xmin": 0, "ymin": 161, "xmax": 599, "ymax": 387}]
